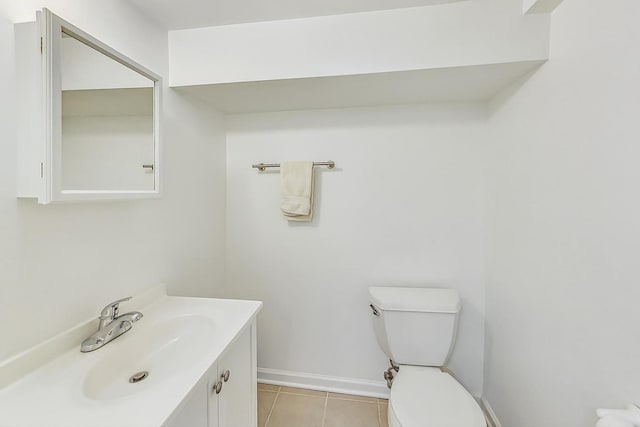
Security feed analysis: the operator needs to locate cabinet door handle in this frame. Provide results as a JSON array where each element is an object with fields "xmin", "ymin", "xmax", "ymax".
[
  {"xmin": 214, "ymin": 380, "xmax": 223, "ymax": 394},
  {"xmin": 222, "ymin": 369, "xmax": 230, "ymax": 383}
]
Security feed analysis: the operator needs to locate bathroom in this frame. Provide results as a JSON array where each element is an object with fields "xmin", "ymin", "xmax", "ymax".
[{"xmin": 0, "ymin": 0, "xmax": 639, "ymax": 426}]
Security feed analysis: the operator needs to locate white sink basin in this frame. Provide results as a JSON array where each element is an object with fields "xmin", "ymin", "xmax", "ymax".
[
  {"xmin": 83, "ymin": 314, "xmax": 215, "ymax": 400},
  {"xmin": 0, "ymin": 295, "xmax": 262, "ymax": 427}
]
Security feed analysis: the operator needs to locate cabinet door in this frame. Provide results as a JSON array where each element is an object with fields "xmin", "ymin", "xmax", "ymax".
[
  {"xmin": 163, "ymin": 379, "xmax": 209, "ymax": 427},
  {"xmin": 215, "ymin": 324, "xmax": 256, "ymax": 427}
]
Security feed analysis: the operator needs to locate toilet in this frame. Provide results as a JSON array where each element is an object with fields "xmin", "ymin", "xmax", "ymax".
[{"xmin": 368, "ymin": 287, "xmax": 486, "ymax": 427}]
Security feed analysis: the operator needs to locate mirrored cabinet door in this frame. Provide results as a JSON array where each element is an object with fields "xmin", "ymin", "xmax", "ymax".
[
  {"xmin": 60, "ymin": 33, "xmax": 156, "ymax": 192},
  {"xmin": 16, "ymin": 8, "xmax": 161, "ymax": 204}
]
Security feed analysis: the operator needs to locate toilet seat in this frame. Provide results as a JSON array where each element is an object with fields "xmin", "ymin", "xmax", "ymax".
[{"xmin": 388, "ymin": 366, "xmax": 486, "ymax": 427}]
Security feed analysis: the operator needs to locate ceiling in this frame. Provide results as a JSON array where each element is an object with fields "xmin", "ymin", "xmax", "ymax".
[{"xmin": 127, "ymin": 0, "xmax": 465, "ymax": 30}]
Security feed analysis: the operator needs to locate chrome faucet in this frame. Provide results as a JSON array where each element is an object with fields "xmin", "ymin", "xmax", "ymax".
[{"xmin": 81, "ymin": 297, "xmax": 143, "ymax": 352}]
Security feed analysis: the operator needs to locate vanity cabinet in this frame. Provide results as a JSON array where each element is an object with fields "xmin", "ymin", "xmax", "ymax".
[{"xmin": 164, "ymin": 321, "xmax": 257, "ymax": 427}]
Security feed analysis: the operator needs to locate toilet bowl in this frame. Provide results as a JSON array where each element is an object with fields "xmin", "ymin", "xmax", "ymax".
[
  {"xmin": 388, "ymin": 366, "xmax": 485, "ymax": 427},
  {"xmin": 368, "ymin": 287, "xmax": 486, "ymax": 427}
]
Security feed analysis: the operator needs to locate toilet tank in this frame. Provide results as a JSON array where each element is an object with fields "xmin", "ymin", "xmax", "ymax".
[{"xmin": 368, "ymin": 287, "xmax": 461, "ymax": 367}]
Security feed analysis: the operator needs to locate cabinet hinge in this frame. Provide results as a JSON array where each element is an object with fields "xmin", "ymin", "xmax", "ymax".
[
  {"xmin": 40, "ymin": 37, "xmax": 43, "ymax": 53},
  {"xmin": 40, "ymin": 162, "xmax": 43, "ymax": 178}
]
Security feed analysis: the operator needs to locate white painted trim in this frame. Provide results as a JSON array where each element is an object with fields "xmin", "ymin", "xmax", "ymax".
[
  {"xmin": 258, "ymin": 368, "xmax": 390, "ymax": 399},
  {"xmin": 481, "ymin": 397, "xmax": 502, "ymax": 427}
]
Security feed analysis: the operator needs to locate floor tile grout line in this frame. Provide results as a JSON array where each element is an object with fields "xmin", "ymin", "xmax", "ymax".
[
  {"xmin": 263, "ymin": 386, "xmax": 280, "ymax": 427},
  {"xmin": 327, "ymin": 397, "xmax": 379, "ymax": 404},
  {"xmin": 279, "ymin": 391, "xmax": 327, "ymax": 397},
  {"xmin": 276, "ymin": 390, "xmax": 379, "ymax": 402},
  {"xmin": 320, "ymin": 391, "xmax": 329, "ymax": 427}
]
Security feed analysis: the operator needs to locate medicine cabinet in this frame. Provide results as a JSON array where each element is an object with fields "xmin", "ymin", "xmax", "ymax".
[{"xmin": 16, "ymin": 9, "xmax": 162, "ymax": 204}]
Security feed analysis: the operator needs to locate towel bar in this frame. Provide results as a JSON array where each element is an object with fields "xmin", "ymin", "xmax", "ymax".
[{"xmin": 252, "ymin": 161, "xmax": 335, "ymax": 172}]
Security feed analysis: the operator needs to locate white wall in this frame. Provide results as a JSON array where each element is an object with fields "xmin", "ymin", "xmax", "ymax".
[
  {"xmin": 225, "ymin": 104, "xmax": 486, "ymax": 396},
  {"xmin": 0, "ymin": 0, "xmax": 226, "ymax": 362},
  {"xmin": 485, "ymin": 0, "xmax": 640, "ymax": 424},
  {"xmin": 169, "ymin": 0, "xmax": 549, "ymax": 86}
]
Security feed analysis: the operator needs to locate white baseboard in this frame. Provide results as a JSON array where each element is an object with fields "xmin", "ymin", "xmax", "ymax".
[
  {"xmin": 481, "ymin": 397, "xmax": 502, "ymax": 427},
  {"xmin": 258, "ymin": 368, "xmax": 390, "ymax": 399}
]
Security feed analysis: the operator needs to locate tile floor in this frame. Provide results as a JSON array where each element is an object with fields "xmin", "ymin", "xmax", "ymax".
[{"xmin": 258, "ymin": 384, "xmax": 389, "ymax": 427}]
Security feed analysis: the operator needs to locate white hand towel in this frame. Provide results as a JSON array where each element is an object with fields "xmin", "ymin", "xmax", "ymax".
[{"xmin": 280, "ymin": 161, "xmax": 314, "ymax": 222}]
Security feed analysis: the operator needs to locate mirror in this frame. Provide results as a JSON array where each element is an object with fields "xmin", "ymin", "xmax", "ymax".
[
  {"xmin": 60, "ymin": 32, "xmax": 155, "ymax": 192},
  {"xmin": 32, "ymin": 9, "xmax": 161, "ymax": 203}
]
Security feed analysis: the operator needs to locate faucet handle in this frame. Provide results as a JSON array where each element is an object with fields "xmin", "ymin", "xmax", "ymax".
[{"xmin": 99, "ymin": 297, "xmax": 132, "ymax": 320}]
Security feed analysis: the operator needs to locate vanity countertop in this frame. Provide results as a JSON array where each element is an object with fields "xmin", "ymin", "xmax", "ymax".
[{"xmin": 0, "ymin": 295, "xmax": 262, "ymax": 427}]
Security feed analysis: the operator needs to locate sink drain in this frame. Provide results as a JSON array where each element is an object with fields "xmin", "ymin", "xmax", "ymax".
[{"xmin": 129, "ymin": 371, "xmax": 149, "ymax": 384}]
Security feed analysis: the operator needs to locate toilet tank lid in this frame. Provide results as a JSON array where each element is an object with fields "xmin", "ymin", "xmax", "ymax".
[{"xmin": 369, "ymin": 287, "xmax": 460, "ymax": 313}]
